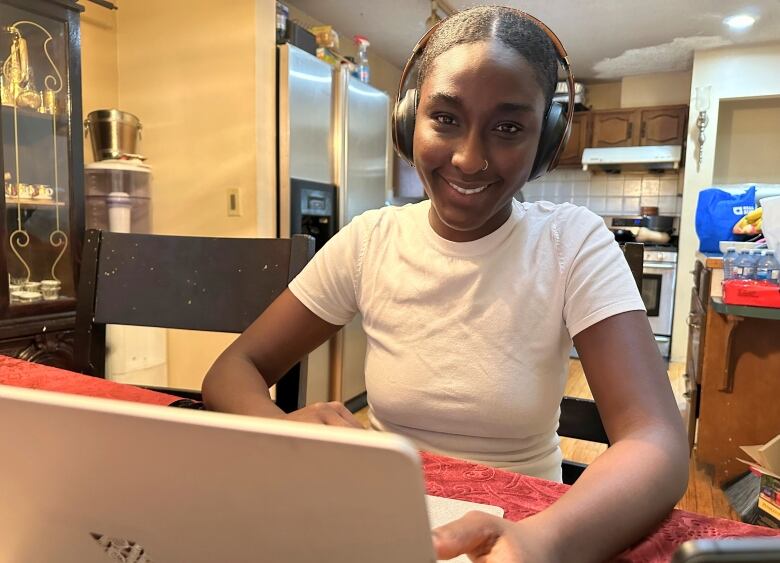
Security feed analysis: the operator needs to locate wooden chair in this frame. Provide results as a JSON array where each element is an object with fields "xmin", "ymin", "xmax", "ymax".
[
  {"xmin": 73, "ymin": 229, "xmax": 315, "ymax": 413},
  {"xmin": 560, "ymin": 242, "xmax": 644, "ymax": 484}
]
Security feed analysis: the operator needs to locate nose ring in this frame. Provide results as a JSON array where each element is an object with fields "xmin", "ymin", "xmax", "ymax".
[{"xmin": 481, "ymin": 160, "xmax": 489, "ymax": 171}]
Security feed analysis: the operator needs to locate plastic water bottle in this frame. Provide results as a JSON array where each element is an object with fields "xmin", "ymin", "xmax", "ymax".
[
  {"xmin": 354, "ymin": 35, "xmax": 370, "ymax": 84},
  {"xmin": 756, "ymin": 250, "xmax": 780, "ymax": 284},
  {"xmin": 722, "ymin": 247, "xmax": 739, "ymax": 280},
  {"xmin": 735, "ymin": 249, "xmax": 759, "ymax": 280}
]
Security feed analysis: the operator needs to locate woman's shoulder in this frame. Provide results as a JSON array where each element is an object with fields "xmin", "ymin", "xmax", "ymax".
[
  {"xmin": 519, "ymin": 200, "xmax": 605, "ymax": 234},
  {"xmin": 349, "ymin": 200, "xmax": 429, "ymax": 235}
]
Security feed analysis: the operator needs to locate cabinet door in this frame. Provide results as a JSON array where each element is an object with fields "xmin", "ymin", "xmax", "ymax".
[
  {"xmin": 0, "ymin": 0, "xmax": 84, "ymax": 317},
  {"xmin": 639, "ymin": 106, "xmax": 688, "ymax": 145},
  {"xmin": 591, "ymin": 110, "xmax": 639, "ymax": 147},
  {"xmin": 558, "ymin": 112, "xmax": 590, "ymax": 166}
]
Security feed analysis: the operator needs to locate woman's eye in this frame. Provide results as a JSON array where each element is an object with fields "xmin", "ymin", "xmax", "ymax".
[
  {"xmin": 495, "ymin": 122, "xmax": 521, "ymax": 134},
  {"xmin": 433, "ymin": 114, "xmax": 455, "ymax": 126}
]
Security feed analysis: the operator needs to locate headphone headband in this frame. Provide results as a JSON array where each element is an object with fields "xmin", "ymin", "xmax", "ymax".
[{"xmin": 392, "ymin": 8, "xmax": 575, "ymax": 176}]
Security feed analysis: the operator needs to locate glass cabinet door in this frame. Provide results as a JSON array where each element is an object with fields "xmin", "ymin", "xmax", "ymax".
[{"xmin": 0, "ymin": 3, "xmax": 76, "ymax": 312}]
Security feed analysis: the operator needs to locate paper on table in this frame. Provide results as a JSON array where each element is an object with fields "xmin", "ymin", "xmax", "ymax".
[{"xmin": 425, "ymin": 494, "xmax": 505, "ymax": 563}]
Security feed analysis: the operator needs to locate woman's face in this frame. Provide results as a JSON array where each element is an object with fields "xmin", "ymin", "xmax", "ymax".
[{"xmin": 413, "ymin": 39, "xmax": 547, "ymax": 242}]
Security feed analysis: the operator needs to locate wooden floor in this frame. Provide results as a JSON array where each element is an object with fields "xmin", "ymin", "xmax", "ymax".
[
  {"xmin": 562, "ymin": 360, "xmax": 737, "ymax": 520},
  {"xmin": 355, "ymin": 359, "xmax": 737, "ymax": 520}
]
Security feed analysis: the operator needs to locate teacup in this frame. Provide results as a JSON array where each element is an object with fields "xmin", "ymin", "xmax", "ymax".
[
  {"xmin": 33, "ymin": 185, "xmax": 54, "ymax": 200},
  {"xmin": 41, "ymin": 279, "xmax": 61, "ymax": 301},
  {"xmin": 17, "ymin": 183, "xmax": 34, "ymax": 199},
  {"xmin": 23, "ymin": 281, "xmax": 41, "ymax": 293}
]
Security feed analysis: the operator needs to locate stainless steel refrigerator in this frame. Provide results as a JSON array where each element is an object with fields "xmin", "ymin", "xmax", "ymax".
[{"xmin": 277, "ymin": 43, "xmax": 390, "ymax": 406}]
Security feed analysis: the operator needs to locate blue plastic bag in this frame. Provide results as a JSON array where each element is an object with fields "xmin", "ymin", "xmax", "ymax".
[{"xmin": 695, "ymin": 186, "xmax": 756, "ymax": 252}]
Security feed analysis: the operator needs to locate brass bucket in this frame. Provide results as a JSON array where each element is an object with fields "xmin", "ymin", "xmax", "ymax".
[{"xmin": 84, "ymin": 109, "xmax": 143, "ymax": 161}]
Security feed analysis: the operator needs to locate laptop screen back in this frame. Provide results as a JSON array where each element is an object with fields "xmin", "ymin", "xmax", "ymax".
[{"xmin": 0, "ymin": 385, "xmax": 437, "ymax": 563}]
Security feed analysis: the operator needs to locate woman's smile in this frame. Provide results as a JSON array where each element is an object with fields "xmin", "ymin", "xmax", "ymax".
[{"xmin": 443, "ymin": 175, "xmax": 496, "ymax": 196}]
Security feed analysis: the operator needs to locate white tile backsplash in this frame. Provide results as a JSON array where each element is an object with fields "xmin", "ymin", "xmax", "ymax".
[
  {"xmin": 641, "ymin": 177, "xmax": 660, "ymax": 195},
  {"xmin": 624, "ymin": 179, "xmax": 642, "ymax": 196},
  {"xmin": 660, "ymin": 177, "xmax": 677, "ymax": 196},
  {"xmin": 529, "ymin": 169, "xmax": 681, "ymax": 216},
  {"xmin": 623, "ymin": 197, "xmax": 640, "ymax": 214},
  {"xmin": 640, "ymin": 195, "xmax": 659, "ymax": 208}
]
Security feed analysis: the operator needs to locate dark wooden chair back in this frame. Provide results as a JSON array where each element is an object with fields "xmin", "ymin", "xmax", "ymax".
[
  {"xmin": 560, "ymin": 242, "xmax": 644, "ymax": 484},
  {"xmin": 73, "ymin": 230, "xmax": 315, "ymax": 413}
]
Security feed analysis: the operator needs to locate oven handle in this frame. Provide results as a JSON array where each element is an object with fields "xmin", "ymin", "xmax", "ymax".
[{"xmin": 644, "ymin": 261, "xmax": 677, "ymax": 270}]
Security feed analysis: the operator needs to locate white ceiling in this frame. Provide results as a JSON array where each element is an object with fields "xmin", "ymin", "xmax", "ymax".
[{"xmin": 286, "ymin": 0, "xmax": 780, "ymax": 81}]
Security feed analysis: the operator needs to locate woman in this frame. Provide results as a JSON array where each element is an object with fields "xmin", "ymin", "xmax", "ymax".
[{"xmin": 203, "ymin": 6, "xmax": 688, "ymax": 561}]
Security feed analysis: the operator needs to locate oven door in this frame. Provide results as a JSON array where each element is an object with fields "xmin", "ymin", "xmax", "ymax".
[{"xmin": 641, "ymin": 260, "xmax": 677, "ymax": 337}]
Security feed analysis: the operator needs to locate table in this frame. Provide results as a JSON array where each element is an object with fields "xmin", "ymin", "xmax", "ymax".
[
  {"xmin": 2, "ymin": 355, "xmax": 778, "ymax": 562},
  {"xmin": 697, "ymin": 298, "xmax": 780, "ymax": 484}
]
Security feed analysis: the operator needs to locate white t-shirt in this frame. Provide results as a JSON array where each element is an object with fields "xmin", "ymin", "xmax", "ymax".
[{"xmin": 288, "ymin": 199, "xmax": 645, "ymax": 481}]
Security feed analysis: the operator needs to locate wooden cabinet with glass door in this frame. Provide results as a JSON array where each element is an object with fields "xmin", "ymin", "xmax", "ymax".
[{"xmin": 0, "ymin": 0, "xmax": 84, "ymax": 369}]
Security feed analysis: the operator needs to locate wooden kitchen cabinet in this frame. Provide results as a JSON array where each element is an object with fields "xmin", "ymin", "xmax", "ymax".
[
  {"xmin": 696, "ymin": 298, "xmax": 780, "ymax": 485},
  {"xmin": 590, "ymin": 105, "xmax": 688, "ymax": 148},
  {"xmin": 558, "ymin": 111, "xmax": 591, "ymax": 166},
  {"xmin": 639, "ymin": 106, "xmax": 688, "ymax": 146},
  {"xmin": 590, "ymin": 109, "xmax": 638, "ymax": 147}
]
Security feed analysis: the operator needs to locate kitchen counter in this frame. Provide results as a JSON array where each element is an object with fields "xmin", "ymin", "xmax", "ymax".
[
  {"xmin": 697, "ymin": 251, "xmax": 724, "ymax": 270},
  {"xmin": 696, "ymin": 252, "xmax": 725, "ymax": 297},
  {"xmin": 712, "ymin": 296, "xmax": 780, "ymax": 320},
  {"xmin": 696, "ymin": 296, "xmax": 780, "ymax": 485}
]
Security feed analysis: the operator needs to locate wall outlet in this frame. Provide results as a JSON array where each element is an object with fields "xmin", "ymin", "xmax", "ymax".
[{"xmin": 227, "ymin": 188, "xmax": 241, "ymax": 217}]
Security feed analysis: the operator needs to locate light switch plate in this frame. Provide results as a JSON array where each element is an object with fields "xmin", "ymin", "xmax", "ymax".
[{"xmin": 227, "ymin": 188, "xmax": 241, "ymax": 217}]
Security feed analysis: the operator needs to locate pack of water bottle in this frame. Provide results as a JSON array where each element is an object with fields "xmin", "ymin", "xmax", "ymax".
[{"xmin": 723, "ymin": 248, "xmax": 780, "ymax": 284}]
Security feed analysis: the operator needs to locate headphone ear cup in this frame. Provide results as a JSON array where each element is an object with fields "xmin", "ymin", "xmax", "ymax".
[
  {"xmin": 392, "ymin": 88, "xmax": 418, "ymax": 165},
  {"xmin": 529, "ymin": 102, "xmax": 569, "ymax": 181}
]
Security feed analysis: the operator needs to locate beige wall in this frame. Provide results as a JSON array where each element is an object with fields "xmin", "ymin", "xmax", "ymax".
[
  {"xmin": 713, "ymin": 97, "xmax": 780, "ymax": 184},
  {"xmin": 584, "ymin": 71, "xmax": 691, "ymax": 111},
  {"xmin": 620, "ymin": 71, "xmax": 692, "ymax": 108},
  {"xmin": 79, "ymin": 1, "xmax": 119, "ymax": 165},
  {"xmin": 111, "ymin": 0, "xmax": 274, "ymax": 389},
  {"xmin": 586, "ymin": 81, "xmax": 621, "ymax": 110},
  {"xmin": 672, "ymin": 42, "xmax": 780, "ymax": 362}
]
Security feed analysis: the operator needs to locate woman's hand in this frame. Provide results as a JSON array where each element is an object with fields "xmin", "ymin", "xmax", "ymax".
[
  {"xmin": 284, "ymin": 401, "xmax": 364, "ymax": 428},
  {"xmin": 433, "ymin": 512, "xmax": 560, "ymax": 563}
]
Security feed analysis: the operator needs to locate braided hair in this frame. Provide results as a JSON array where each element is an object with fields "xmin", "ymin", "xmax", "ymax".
[{"xmin": 416, "ymin": 6, "xmax": 559, "ymax": 110}]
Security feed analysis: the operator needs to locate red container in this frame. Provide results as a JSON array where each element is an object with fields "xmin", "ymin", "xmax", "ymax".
[{"xmin": 722, "ymin": 279, "xmax": 780, "ymax": 308}]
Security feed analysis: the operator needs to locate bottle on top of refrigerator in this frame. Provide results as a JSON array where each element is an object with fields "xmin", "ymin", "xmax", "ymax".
[
  {"xmin": 735, "ymin": 249, "xmax": 759, "ymax": 280},
  {"xmin": 755, "ymin": 250, "xmax": 780, "ymax": 284},
  {"xmin": 354, "ymin": 35, "xmax": 370, "ymax": 84},
  {"xmin": 722, "ymin": 247, "xmax": 739, "ymax": 280}
]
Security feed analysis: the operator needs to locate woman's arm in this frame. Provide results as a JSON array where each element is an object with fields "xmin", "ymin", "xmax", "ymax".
[
  {"xmin": 434, "ymin": 310, "xmax": 689, "ymax": 562},
  {"xmin": 201, "ymin": 289, "xmax": 362, "ymax": 428}
]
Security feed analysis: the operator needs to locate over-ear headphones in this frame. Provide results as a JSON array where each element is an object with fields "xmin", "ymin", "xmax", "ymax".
[{"xmin": 391, "ymin": 9, "xmax": 575, "ymax": 181}]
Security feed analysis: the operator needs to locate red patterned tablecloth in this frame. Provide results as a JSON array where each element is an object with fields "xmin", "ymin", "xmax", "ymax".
[
  {"xmin": 422, "ymin": 451, "xmax": 780, "ymax": 562},
  {"xmin": 2, "ymin": 354, "xmax": 778, "ymax": 562},
  {"xmin": 0, "ymin": 355, "xmax": 176, "ymax": 405}
]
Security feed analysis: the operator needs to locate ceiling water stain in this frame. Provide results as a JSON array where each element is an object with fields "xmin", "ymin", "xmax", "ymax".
[{"xmin": 593, "ymin": 35, "xmax": 732, "ymax": 80}]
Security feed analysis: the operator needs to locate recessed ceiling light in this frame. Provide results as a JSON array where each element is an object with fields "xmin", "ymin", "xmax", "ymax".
[{"xmin": 724, "ymin": 14, "xmax": 756, "ymax": 29}]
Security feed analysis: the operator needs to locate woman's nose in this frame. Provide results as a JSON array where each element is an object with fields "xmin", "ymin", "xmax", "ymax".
[{"xmin": 451, "ymin": 132, "xmax": 487, "ymax": 175}]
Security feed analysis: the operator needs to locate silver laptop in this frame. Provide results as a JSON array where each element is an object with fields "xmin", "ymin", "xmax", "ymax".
[{"xmin": 0, "ymin": 384, "xmax": 500, "ymax": 563}]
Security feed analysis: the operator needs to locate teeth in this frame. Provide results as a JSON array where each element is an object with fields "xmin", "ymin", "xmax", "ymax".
[{"xmin": 447, "ymin": 181, "xmax": 488, "ymax": 195}]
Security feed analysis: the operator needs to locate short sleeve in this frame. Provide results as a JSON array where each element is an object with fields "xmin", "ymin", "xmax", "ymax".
[
  {"xmin": 288, "ymin": 211, "xmax": 373, "ymax": 326},
  {"xmin": 559, "ymin": 206, "xmax": 646, "ymax": 338}
]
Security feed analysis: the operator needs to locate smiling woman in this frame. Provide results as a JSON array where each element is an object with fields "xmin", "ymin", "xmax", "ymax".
[{"xmin": 202, "ymin": 6, "xmax": 689, "ymax": 563}]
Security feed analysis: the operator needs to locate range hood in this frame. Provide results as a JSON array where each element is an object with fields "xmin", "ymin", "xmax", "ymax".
[{"xmin": 581, "ymin": 145, "xmax": 682, "ymax": 172}]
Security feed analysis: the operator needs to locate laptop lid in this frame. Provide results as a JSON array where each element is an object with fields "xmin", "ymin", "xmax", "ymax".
[{"xmin": 0, "ymin": 384, "xmax": 437, "ymax": 563}]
